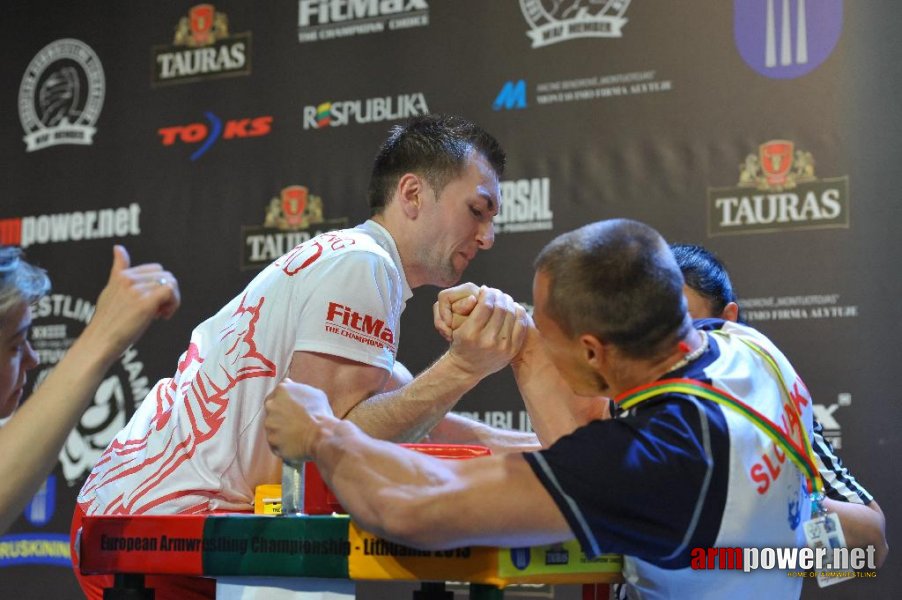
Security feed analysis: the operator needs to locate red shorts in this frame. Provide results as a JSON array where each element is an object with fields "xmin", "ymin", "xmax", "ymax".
[{"xmin": 70, "ymin": 504, "xmax": 216, "ymax": 600}]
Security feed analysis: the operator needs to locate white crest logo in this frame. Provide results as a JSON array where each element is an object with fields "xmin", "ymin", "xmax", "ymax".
[
  {"xmin": 19, "ymin": 39, "xmax": 105, "ymax": 152},
  {"xmin": 519, "ymin": 0, "xmax": 631, "ymax": 48}
]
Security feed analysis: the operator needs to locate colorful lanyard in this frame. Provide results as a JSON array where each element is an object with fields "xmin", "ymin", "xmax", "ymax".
[{"xmin": 613, "ymin": 334, "xmax": 824, "ymax": 497}]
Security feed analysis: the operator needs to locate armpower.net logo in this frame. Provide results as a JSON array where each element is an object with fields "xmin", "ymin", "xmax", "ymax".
[{"xmin": 0, "ymin": 203, "xmax": 141, "ymax": 248}]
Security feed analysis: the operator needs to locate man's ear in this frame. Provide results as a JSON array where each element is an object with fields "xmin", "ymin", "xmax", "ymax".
[
  {"xmin": 722, "ymin": 301, "xmax": 740, "ymax": 323},
  {"xmin": 579, "ymin": 334, "xmax": 605, "ymax": 370},
  {"xmin": 396, "ymin": 173, "xmax": 423, "ymax": 219}
]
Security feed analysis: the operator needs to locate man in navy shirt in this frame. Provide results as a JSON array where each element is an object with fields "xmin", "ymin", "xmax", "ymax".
[{"xmin": 264, "ymin": 219, "xmax": 816, "ymax": 599}]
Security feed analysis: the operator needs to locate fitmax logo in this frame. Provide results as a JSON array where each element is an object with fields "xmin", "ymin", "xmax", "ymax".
[
  {"xmin": 493, "ymin": 80, "xmax": 527, "ymax": 111},
  {"xmin": 158, "ymin": 112, "xmax": 272, "ymax": 160}
]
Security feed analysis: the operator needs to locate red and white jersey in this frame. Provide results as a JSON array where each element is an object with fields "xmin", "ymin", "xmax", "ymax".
[{"xmin": 77, "ymin": 221, "xmax": 411, "ymax": 515}]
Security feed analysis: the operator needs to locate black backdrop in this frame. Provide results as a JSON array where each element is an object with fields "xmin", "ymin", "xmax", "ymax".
[{"xmin": 1, "ymin": 2, "xmax": 898, "ymax": 598}]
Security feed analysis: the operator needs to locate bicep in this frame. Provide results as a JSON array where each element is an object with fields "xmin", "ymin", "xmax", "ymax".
[{"xmin": 288, "ymin": 350, "xmax": 389, "ymax": 418}]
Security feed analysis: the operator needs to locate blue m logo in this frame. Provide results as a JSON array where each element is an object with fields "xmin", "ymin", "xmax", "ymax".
[{"xmin": 493, "ymin": 80, "xmax": 527, "ymax": 111}]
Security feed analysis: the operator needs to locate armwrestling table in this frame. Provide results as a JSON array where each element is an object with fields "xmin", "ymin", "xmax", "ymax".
[{"xmin": 76, "ymin": 513, "xmax": 622, "ymax": 599}]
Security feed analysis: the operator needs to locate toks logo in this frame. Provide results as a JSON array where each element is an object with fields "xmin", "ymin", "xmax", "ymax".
[
  {"xmin": 241, "ymin": 185, "xmax": 348, "ymax": 270},
  {"xmin": 707, "ymin": 140, "xmax": 849, "ymax": 236},
  {"xmin": 152, "ymin": 4, "xmax": 252, "ymax": 85},
  {"xmin": 325, "ymin": 302, "xmax": 396, "ymax": 351},
  {"xmin": 520, "ymin": 0, "xmax": 631, "ymax": 48},
  {"xmin": 158, "ymin": 113, "xmax": 272, "ymax": 160},
  {"xmin": 735, "ymin": 0, "xmax": 843, "ymax": 79}
]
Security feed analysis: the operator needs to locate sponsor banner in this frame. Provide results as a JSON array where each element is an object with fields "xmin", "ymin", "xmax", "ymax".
[
  {"xmin": 0, "ymin": 534, "xmax": 71, "ymax": 568},
  {"xmin": 535, "ymin": 71, "xmax": 672, "ymax": 105},
  {"xmin": 492, "ymin": 73, "xmax": 673, "ymax": 112},
  {"xmin": 520, "ymin": 0, "xmax": 631, "ymax": 48},
  {"xmin": 19, "ymin": 39, "xmax": 105, "ymax": 152},
  {"xmin": 0, "ymin": 203, "xmax": 141, "ymax": 249},
  {"xmin": 298, "ymin": 0, "xmax": 429, "ymax": 43},
  {"xmin": 302, "ymin": 93, "xmax": 428, "ymax": 130},
  {"xmin": 707, "ymin": 141, "xmax": 850, "ymax": 236},
  {"xmin": 740, "ymin": 293, "xmax": 858, "ymax": 323},
  {"xmin": 814, "ymin": 392, "xmax": 851, "ymax": 450},
  {"xmin": 241, "ymin": 185, "xmax": 348, "ymax": 270},
  {"xmin": 152, "ymin": 4, "xmax": 252, "ymax": 85},
  {"xmin": 493, "ymin": 80, "xmax": 528, "ymax": 111},
  {"xmin": 495, "ymin": 177, "xmax": 553, "ymax": 234},
  {"xmin": 735, "ymin": 0, "xmax": 843, "ymax": 79},
  {"xmin": 158, "ymin": 113, "xmax": 272, "ymax": 160},
  {"xmin": 453, "ymin": 410, "xmax": 534, "ymax": 433}
]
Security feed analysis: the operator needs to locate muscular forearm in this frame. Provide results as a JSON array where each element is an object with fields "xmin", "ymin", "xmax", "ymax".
[
  {"xmin": 825, "ymin": 499, "xmax": 888, "ymax": 567},
  {"xmin": 0, "ymin": 325, "xmax": 119, "ymax": 533},
  {"xmin": 512, "ymin": 331, "xmax": 608, "ymax": 445},
  {"xmin": 312, "ymin": 417, "xmax": 571, "ymax": 551},
  {"xmin": 424, "ymin": 413, "xmax": 541, "ymax": 453},
  {"xmin": 311, "ymin": 415, "xmax": 462, "ymax": 547},
  {"xmin": 343, "ymin": 351, "xmax": 485, "ymax": 442}
]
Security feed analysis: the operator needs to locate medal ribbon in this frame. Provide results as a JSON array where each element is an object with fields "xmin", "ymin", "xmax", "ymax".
[{"xmin": 614, "ymin": 336, "xmax": 823, "ymax": 496}]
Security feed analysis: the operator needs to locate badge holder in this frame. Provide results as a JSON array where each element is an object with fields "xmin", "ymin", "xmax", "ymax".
[{"xmin": 802, "ymin": 494, "xmax": 855, "ymax": 587}]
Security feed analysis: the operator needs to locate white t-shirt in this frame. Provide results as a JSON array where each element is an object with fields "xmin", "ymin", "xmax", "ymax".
[{"xmin": 78, "ymin": 221, "xmax": 411, "ymax": 516}]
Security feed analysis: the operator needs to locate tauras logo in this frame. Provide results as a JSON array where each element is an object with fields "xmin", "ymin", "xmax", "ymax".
[
  {"xmin": 241, "ymin": 185, "xmax": 347, "ymax": 270},
  {"xmin": 707, "ymin": 140, "xmax": 849, "ymax": 236},
  {"xmin": 298, "ymin": 0, "xmax": 429, "ymax": 42},
  {"xmin": 0, "ymin": 203, "xmax": 141, "ymax": 248},
  {"xmin": 495, "ymin": 177, "xmax": 553, "ymax": 234},
  {"xmin": 325, "ymin": 302, "xmax": 395, "ymax": 347},
  {"xmin": 152, "ymin": 4, "xmax": 251, "ymax": 85},
  {"xmin": 303, "ymin": 93, "xmax": 428, "ymax": 129}
]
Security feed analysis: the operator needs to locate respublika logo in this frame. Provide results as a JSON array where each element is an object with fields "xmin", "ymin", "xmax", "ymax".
[
  {"xmin": 0, "ymin": 203, "xmax": 141, "ymax": 248},
  {"xmin": 735, "ymin": 0, "xmax": 843, "ymax": 79},
  {"xmin": 241, "ymin": 185, "xmax": 348, "ymax": 269},
  {"xmin": 19, "ymin": 39, "xmax": 105, "ymax": 152},
  {"xmin": 158, "ymin": 113, "xmax": 272, "ymax": 160},
  {"xmin": 493, "ymin": 80, "xmax": 527, "ymax": 111},
  {"xmin": 707, "ymin": 140, "xmax": 849, "ymax": 236},
  {"xmin": 152, "ymin": 4, "xmax": 252, "ymax": 85},
  {"xmin": 302, "ymin": 93, "xmax": 428, "ymax": 129},
  {"xmin": 520, "ymin": 0, "xmax": 631, "ymax": 48},
  {"xmin": 298, "ymin": 0, "xmax": 429, "ymax": 43},
  {"xmin": 495, "ymin": 177, "xmax": 553, "ymax": 234}
]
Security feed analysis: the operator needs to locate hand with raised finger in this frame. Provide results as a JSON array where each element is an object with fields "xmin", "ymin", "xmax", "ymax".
[{"xmin": 83, "ymin": 245, "xmax": 182, "ymax": 359}]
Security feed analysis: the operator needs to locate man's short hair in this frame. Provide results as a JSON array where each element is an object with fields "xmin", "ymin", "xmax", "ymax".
[
  {"xmin": 534, "ymin": 219, "xmax": 690, "ymax": 360},
  {"xmin": 367, "ymin": 114, "xmax": 505, "ymax": 214},
  {"xmin": 670, "ymin": 243, "xmax": 740, "ymax": 320},
  {"xmin": 0, "ymin": 246, "xmax": 51, "ymax": 325}
]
